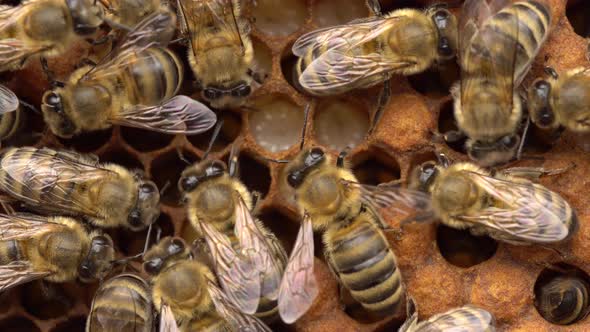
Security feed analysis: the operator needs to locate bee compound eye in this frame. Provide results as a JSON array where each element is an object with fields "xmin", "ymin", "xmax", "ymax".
[
  {"xmin": 310, "ymin": 148, "xmax": 324, "ymax": 159},
  {"xmin": 168, "ymin": 239, "xmax": 185, "ymax": 255},
  {"xmin": 144, "ymin": 258, "xmax": 163, "ymax": 275},
  {"xmin": 204, "ymin": 88, "xmax": 222, "ymax": 100},
  {"xmin": 233, "ymin": 84, "xmax": 251, "ymax": 97},
  {"xmin": 502, "ymin": 135, "xmax": 518, "ymax": 148},
  {"xmin": 287, "ymin": 171, "xmax": 303, "ymax": 188},
  {"xmin": 179, "ymin": 175, "xmax": 199, "ymax": 192}
]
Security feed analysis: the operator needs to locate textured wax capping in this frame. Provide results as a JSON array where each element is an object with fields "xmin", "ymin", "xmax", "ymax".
[{"xmin": 1, "ymin": 0, "xmax": 590, "ymax": 331}]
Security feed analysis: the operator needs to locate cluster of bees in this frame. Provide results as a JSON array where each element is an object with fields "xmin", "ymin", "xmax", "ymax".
[{"xmin": 0, "ymin": 0, "xmax": 587, "ymax": 330}]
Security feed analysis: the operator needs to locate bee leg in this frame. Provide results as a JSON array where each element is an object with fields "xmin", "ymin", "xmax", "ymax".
[
  {"xmin": 515, "ymin": 116, "xmax": 531, "ymax": 161},
  {"xmin": 538, "ymin": 246, "xmax": 572, "ymax": 262},
  {"xmin": 500, "ymin": 164, "xmax": 575, "ymax": 181},
  {"xmin": 229, "ymin": 142, "xmax": 240, "ymax": 178},
  {"xmin": 336, "ymin": 147, "xmax": 351, "ymax": 168},
  {"xmin": 176, "ymin": 147, "xmax": 191, "ymax": 165},
  {"xmin": 40, "ymin": 57, "xmax": 64, "ymax": 88},
  {"xmin": 439, "ymin": 130, "xmax": 465, "ymax": 143},
  {"xmin": 368, "ymin": 80, "xmax": 391, "ymax": 136},
  {"xmin": 251, "ymin": 191, "xmax": 262, "ymax": 212},
  {"xmin": 39, "ymin": 280, "xmax": 72, "ymax": 308},
  {"xmin": 18, "ymin": 99, "xmax": 40, "ymax": 114},
  {"xmin": 75, "ymin": 58, "xmax": 97, "ymax": 70},
  {"xmin": 365, "ymin": 0, "xmax": 383, "ymax": 16},
  {"xmin": 86, "ymin": 34, "xmax": 113, "ymax": 46}
]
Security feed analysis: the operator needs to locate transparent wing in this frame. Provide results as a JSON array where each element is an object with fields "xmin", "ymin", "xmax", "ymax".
[
  {"xmin": 0, "ymin": 213, "xmax": 63, "ymax": 241},
  {"xmin": 0, "ymin": 38, "xmax": 47, "ymax": 70},
  {"xmin": 198, "ymin": 221, "xmax": 261, "ymax": 314},
  {"xmin": 159, "ymin": 303, "xmax": 180, "ymax": 332},
  {"xmin": 234, "ymin": 197, "xmax": 284, "ymax": 302},
  {"xmin": 0, "ymin": 84, "xmax": 18, "ymax": 114},
  {"xmin": 456, "ymin": 172, "xmax": 572, "ymax": 243},
  {"xmin": 113, "ymin": 95, "xmax": 217, "ymax": 135},
  {"xmin": 0, "ymin": 4, "xmax": 24, "ymax": 32},
  {"xmin": 0, "ymin": 147, "xmax": 111, "ymax": 218},
  {"xmin": 418, "ymin": 305, "xmax": 495, "ymax": 332},
  {"xmin": 0, "ymin": 261, "xmax": 51, "ymax": 293},
  {"xmin": 208, "ymin": 281, "xmax": 272, "ymax": 332},
  {"xmin": 278, "ymin": 214, "xmax": 317, "ymax": 324}
]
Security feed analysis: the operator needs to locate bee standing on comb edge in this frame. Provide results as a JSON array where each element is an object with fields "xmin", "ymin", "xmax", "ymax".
[
  {"xmin": 447, "ymin": 0, "xmax": 552, "ymax": 166},
  {"xmin": 142, "ymin": 236, "xmax": 271, "ymax": 331},
  {"xmin": 177, "ymin": 0, "xmax": 264, "ymax": 109},
  {"xmin": 292, "ymin": 0, "xmax": 458, "ymax": 96},
  {"xmin": 41, "ymin": 9, "xmax": 217, "ymax": 138},
  {"xmin": 178, "ymin": 130, "xmax": 289, "ymax": 323},
  {"xmin": 0, "ymin": 213, "xmax": 115, "ymax": 293},
  {"xmin": 0, "ymin": 147, "xmax": 160, "ymax": 231}
]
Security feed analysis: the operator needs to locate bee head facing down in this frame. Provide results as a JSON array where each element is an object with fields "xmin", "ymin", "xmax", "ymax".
[
  {"xmin": 142, "ymin": 237, "xmax": 192, "ymax": 276},
  {"xmin": 466, "ymin": 135, "xmax": 520, "ymax": 166},
  {"xmin": 425, "ymin": 5, "xmax": 458, "ymax": 62},
  {"xmin": 528, "ymin": 78, "xmax": 557, "ymax": 129},
  {"xmin": 128, "ymin": 174, "xmax": 160, "ymax": 231},
  {"xmin": 201, "ymin": 79, "xmax": 253, "ymax": 109},
  {"xmin": 285, "ymin": 147, "xmax": 328, "ymax": 189},
  {"xmin": 178, "ymin": 160, "xmax": 228, "ymax": 193},
  {"xmin": 78, "ymin": 233, "xmax": 115, "ymax": 282},
  {"xmin": 65, "ymin": 0, "xmax": 104, "ymax": 35}
]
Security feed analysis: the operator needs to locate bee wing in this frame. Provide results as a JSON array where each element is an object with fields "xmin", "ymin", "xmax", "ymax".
[
  {"xmin": 0, "ymin": 84, "xmax": 18, "ymax": 114},
  {"xmin": 0, "ymin": 38, "xmax": 47, "ymax": 70},
  {"xmin": 0, "ymin": 147, "xmax": 111, "ymax": 218},
  {"xmin": 158, "ymin": 303, "xmax": 180, "ymax": 332},
  {"xmin": 418, "ymin": 305, "xmax": 495, "ymax": 332},
  {"xmin": 278, "ymin": 213, "xmax": 318, "ymax": 324},
  {"xmin": 113, "ymin": 95, "xmax": 218, "ymax": 135},
  {"xmin": 0, "ymin": 213, "xmax": 64, "ymax": 241},
  {"xmin": 0, "ymin": 261, "xmax": 51, "ymax": 293},
  {"xmin": 457, "ymin": 172, "xmax": 572, "ymax": 243},
  {"xmin": 208, "ymin": 281, "xmax": 272, "ymax": 332},
  {"xmin": 199, "ymin": 220, "xmax": 261, "ymax": 314}
]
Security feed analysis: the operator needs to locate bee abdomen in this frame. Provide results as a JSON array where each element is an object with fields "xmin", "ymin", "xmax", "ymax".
[
  {"xmin": 0, "ymin": 240, "xmax": 24, "ymax": 264},
  {"xmin": 0, "ymin": 109, "xmax": 24, "ymax": 140},
  {"xmin": 328, "ymin": 219, "xmax": 404, "ymax": 315},
  {"xmin": 182, "ymin": 313, "xmax": 230, "ymax": 332},
  {"xmin": 536, "ymin": 276, "xmax": 589, "ymax": 325},
  {"xmin": 87, "ymin": 274, "xmax": 153, "ymax": 332}
]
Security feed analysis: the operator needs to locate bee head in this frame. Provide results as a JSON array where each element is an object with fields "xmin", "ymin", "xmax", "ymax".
[
  {"xmin": 528, "ymin": 79, "xmax": 556, "ymax": 129},
  {"xmin": 467, "ymin": 135, "xmax": 519, "ymax": 166},
  {"xmin": 142, "ymin": 237, "xmax": 189, "ymax": 275},
  {"xmin": 128, "ymin": 175, "xmax": 160, "ymax": 231},
  {"xmin": 178, "ymin": 160, "xmax": 227, "ymax": 193},
  {"xmin": 41, "ymin": 90, "xmax": 78, "ymax": 138},
  {"xmin": 427, "ymin": 5, "xmax": 458, "ymax": 61},
  {"xmin": 287, "ymin": 147, "xmax": 326, "ymax": 188},
  {"xmin": 409, "ymin": 161, "xmax": 440, "ymax": 192},
  {"xmin": 66, "ymin": 0, "xmax": 103, "ymax": 35},
  {"xmin": 202, "ymin": 80, "xmax": 252, "ymax": 109},
  {"xmin": 78, "ymin": 234, "xmax": 115, "ymax": 282}
]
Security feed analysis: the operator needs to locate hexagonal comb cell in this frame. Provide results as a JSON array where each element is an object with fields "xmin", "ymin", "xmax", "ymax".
[
  {"xmin": 436, "ymin": 225, "xmax": 498, "ymax": 268},
  {"xmin": 237, "ymin": 153, "xmax": 271, "ymax": 198},
  {"xmin": 58, "ymin": 128, "xmax": 112, "ymax": 153},
  {"xmin": 252, "ymin": 38, "xmax": 273, "ymax": 77},
  {"xmin": 352, "ymin": 148, "xmax": 400, "ymax": 185},
  {"xmin": 121, "ymin": 127, "xmax": 175, "ymax": 152},
  {"xmin": 248, "ymin": 95, "xmax": 305, "ymax": 153},
  {"xmin": 314, "ymin": 98, "xmax": 370, "ymax": 151},
  {"xmin": 21, "ymin": 282, "xmax": 74, "ymax": 320},
  {"xmin": 252, "ymin": 0, "xmax": 307, "ymax": 36},
  {"xmin": 0, "ymin": 316, "xmax": 41, "ymax": 332},
  {"xmin": 566, "ymin": 0, "xmax": 590, "ymax": 38},
  {"xmin": 312, "ymin": 0, "xmax": 368, "ymax": 27},
  {"xmin": 112, "ymin": 212, "xmax": 175, "ymax": 256},
  {"xmin": 188, "ymin": 111, "xmax": 242, "ymax": 153},
  {"xmin": 50, "ymin": 316, "xmax": 86, "ymax": 332}
]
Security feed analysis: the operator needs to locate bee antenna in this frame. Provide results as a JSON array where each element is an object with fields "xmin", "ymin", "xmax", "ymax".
[
  {"xmin": 203, "ymin": 118, "xmax": 224, "ymax": 160},
  {"xmin": 299, "ymin": 103, "xmax": 311, "ymax": 151}
]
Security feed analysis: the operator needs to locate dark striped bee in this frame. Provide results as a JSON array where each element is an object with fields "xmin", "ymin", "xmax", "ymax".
[
  {"xmin": 535, "ymin": 274, "xmax": 590, "ymax": 325},
  {"xmin": 0, "ymin": 147, "xmax": 160, "ymax": 231},
  {"xmin": 399, "ymin": 297, "xmax": 496, "ymax": 331},
  {"xmin": 409, "ymin": 155, "xmax": 578, "ymax": 245},
  {"xmin": 0, "ymin": 213, "xmax": 114, "ymax": 292},
  {"xmin": 86, "ymin": 274, "xmax": 154, "ymax": 332},
  {"xmin": 41, "ymin": 9, "xmax": 217, "ymax": 138},
  {"xmin": 450, "ymin": 0, "xmax": 552, "ymax": 166},
  {"xmin": 292, "ymin": 0, "xmax": 458, "ymax": 96}
]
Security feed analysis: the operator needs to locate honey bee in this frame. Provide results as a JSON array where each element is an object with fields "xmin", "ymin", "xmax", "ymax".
[
  {"xmin": 291, "ymin": 0, "xmax": 458, "ymax": 96},
  {"xmin": 142, "ymin": 236, "xmax": 271, "ymax": 331},
  {"xmin": 0, "ymin": 84, "xmax": 22, "ymax": 141},
  {"xmin": 86, "ymin": 274, "xmax": 154, "ymax": 332},
  {"xmin": 0, "ymin": 0, "xmax": 103, "ymax": 72},
  {"xmin": 177, "ymin": 0, "xmax": 263, "ymax": 109},
  {"xmin": 41, "ymin": 10, "xmax": 217, "ymax": 138},
  {"xmin": 399, "ymin": 297, "xmax": 496, "ymax": 332},
  {"xmin": 96, "ymin": 0, "xmax": 162, "ymax": 28},
  {"xmin": 178, "ymin": 143, "xmax": 288, "ymax": 323},
  {"xmin": 535, "ymin": 274, "xmax": 590, "ymax": 325},
  {"xmin": 450, "ymin": 0, "xmax": 552, "ymax": 166},
  {"xmin": 408, "ymin": 155, "xmax": 578, "ymax": 245},
  {"xmin": 528, "ymin": 67, "xmax": 590, "ymax": 134},
  {"xmin": 0, "ymin": 147, "xmax": 160, "ymax": 231},
  {"xmin": 280, "ymin": 147, "xmax": 425, "ymax": 322},
  {"xmin": 0, "ymin": 213, "xmax": 115, "ymax": 292}
]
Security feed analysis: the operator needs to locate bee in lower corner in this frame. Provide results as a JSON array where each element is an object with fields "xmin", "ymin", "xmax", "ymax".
[
  {"xmin": 0, "ymin": 147, "xmax": 160, "ymax": 231},
  {"xmin": 399, "ymin": 297, "xmax": 496, "ymax": 332},
  {"xmin": 0, "ymin": 213, "xmax": 115, "ymax": 293}
]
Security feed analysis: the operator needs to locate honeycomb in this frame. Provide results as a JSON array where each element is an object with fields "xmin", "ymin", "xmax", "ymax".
[{"xmin": 1, "ymin": 0, "xmax": 590, "ymax": 331}]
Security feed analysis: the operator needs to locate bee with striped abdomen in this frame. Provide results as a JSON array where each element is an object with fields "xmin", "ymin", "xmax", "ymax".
[
  {"xmin": 292, "ymin": 0, "xmax": 458, "ymax": 96},
  {"xmin": 41, "ymin": 10, "xmax": 217, "ymax": 138},
  {"xmin": 0, "ymin": 147, "xmax": 160, "ymax": 231},
  {"xmin": 409, "ymin": 154, "xmax": 577, "ymax": 245},
  {"xmin": 143, "ymin": 236, "xmax": 271, "ymax": 332},
  {"xmin": 449, "ymin": 0, "xmax": 552, "ymax": 166},
  {"xmin": 399, "ymin": 297, "xmax": 496, "ymax": 331},
  {"xmin": 535, "ymin": 271, "xmax": 590, "ymax": 325},
  {"xmin": 86, "ymin": 274, "xmax": 154, "ymax": 332},
  {"xmin": 0, "ymin": 213, "xmax": 115, "ymax": 292},
  {"xmin": 0, "ymin": 0, "xmax": 103, "ymax": 72},
  {"xmin": 179, "ymin": 140, "xmax": 288, "ymax": 323},
  {"xmin": 528, "ymin": 67, "xmax": 590, "ymax": 134},
  {"xmin": 177, "ymin": 0, "xmax": 264, "ymax": 109}
]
